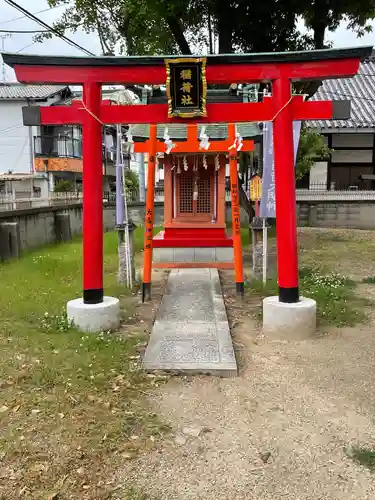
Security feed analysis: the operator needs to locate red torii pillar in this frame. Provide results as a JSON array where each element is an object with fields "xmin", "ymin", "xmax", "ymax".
[
  {"xmin": 82, "ymin": 83, "xmax": 104, "ymax": 304},
  {"xmin": 273, "ymin": 79, "xmax": 298, "ymax": 302},
  {"xmin": 4, "ymin": 47, "xmax": 370, "ymax": 320}
]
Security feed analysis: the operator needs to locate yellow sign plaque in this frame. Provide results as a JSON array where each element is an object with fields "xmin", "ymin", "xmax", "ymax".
[{"xmin": 250, "ymin": 175, "xmax": 262, "ymax": 201}]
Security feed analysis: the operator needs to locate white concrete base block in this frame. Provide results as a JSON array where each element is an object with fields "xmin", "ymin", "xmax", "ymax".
[
  {"xmin": 263, "ymin": 296, "xmax": 316, "ymax": 340},
  {"xmin": 67, "ymin": 296, "xmax": 120, "ymax": 333}
]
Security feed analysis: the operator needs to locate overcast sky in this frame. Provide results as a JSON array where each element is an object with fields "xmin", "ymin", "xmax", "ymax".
[{"xmin": 1, "ymin": 0, "xmax": 375, "ymax": 82}]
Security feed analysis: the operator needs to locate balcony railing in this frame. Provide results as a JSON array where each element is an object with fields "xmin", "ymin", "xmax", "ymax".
[
  {"xmin": 34, "ymin": 136, "xmax": 82, "ymax": 159},
  {"xmin": 34, "ymin": 136, "xmax": 121, "ymax": 168}
]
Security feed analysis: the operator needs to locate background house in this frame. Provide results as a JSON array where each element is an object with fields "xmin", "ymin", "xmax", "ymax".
[
  {"xmin": 0, "ymin": 83, "xmax": 72, "ymax": 198},
  {"xmin": 0, "ymin": 84, "xmax": 137, "ymax": 201},
  {"xmin": 33, "ymin": 87, "xmax": 138, "ymax": 193},
  {"xmin": 307, "ymin": 52, "xmax": 375, "ymax": 190}
]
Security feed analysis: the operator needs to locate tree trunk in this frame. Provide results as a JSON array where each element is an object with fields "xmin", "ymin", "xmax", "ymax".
[
  {"xmin": 165, "ymin": 15, "xmax": 192, "ymax": 54},
  {"xmin": 310, "ymin": 1, "xmax": 329, "ymax": 49},
  {"xmin": 218, "ymin": 23, "xmax": 232, "ymax": 54},
  {"xmin": 216, "ymin": 2, "xmax": 234, "ymax": 54},
  {"xmin": 313, "ymin": 23, "xmax": 326, "ymax": 49}
]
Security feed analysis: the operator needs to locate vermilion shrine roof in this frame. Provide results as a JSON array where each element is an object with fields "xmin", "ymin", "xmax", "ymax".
[{"xmin": 131, "ymin": 123, "xmax": 261, "ymax": 141}]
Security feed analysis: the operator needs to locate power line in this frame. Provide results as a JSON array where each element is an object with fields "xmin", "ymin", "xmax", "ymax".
[
  {"xmin": 16, "ymin": 41, "xmax": 37, "ymax": 53},
  {"xmin": 0, "ymin": 29, "xmax": 47, "ymax": 34},
  {"xmin": 3, "ymin": 0, "xmax": 95, "ymax": 57},
  {"xmin": 0, "ymin": 5, "xmax": 62, "ymax": 26}
]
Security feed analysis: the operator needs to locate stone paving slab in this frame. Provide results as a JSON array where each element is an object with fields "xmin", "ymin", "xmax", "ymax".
[{"xmin": 143, "ymin": 268, "xmax": 237, "ymax": 377}]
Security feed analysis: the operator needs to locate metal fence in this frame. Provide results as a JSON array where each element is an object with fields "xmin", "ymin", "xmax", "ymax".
[
  {"xmin": 307, "ymin": 181, "xmax": 375, "ymax": 191},
  {"xmin": 0, "ymin": 192, "xmax": 115, "ymax": 211},
  {"xmin": 2, "ymin": 182, "xmax": 375, "ymax": 212},
  {"xmin": 34, "ymin": 136, "xmax": 83, "ymax": 158},
  {"xmin": 295, "ymin": 181, "xmax": 375, "ymax": 201}
]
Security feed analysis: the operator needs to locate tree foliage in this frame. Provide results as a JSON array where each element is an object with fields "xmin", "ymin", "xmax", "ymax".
[
  {"xmin": 42, "ymin": 0, "xmax": 374, "ymax": 216},
  {"xmin": 43, "ymin": 0, "xmax": 375, "ymax": 56},
  {"xmin": 124, "ymin": 168, "xmax": 139, "ymax": 194},
  {"xmin": 54, "ymin": 179, "xmax": 74, "ymax": 192},
  {"xmin": 295, "ymin": 127, "xmax": 331, "ymax": 180}
]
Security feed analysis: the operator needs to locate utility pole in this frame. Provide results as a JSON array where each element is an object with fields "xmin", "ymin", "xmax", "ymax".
[{"xmin": 0, "ymin": 34, "xmax": 11, "ymax": 82}]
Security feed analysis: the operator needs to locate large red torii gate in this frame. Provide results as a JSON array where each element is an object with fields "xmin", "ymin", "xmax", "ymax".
[{"xmin": 3, "ymin": 47, "xmax": 371, "ymax": 314}]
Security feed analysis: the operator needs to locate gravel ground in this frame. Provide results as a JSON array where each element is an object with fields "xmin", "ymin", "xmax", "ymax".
[{"xmin": 115, "ymin": 229, "xmax": 375, "ymax": 500}]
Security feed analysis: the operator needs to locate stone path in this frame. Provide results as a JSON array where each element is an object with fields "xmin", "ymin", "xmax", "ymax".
[{"xmin": 143, "ymin": 268, "xmax": 237, "ymax": 376}]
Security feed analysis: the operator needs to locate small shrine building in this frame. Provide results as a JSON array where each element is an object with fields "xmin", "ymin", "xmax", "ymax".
[{"xmin": 132, "ymin": 121, "xmax": 259, "ymax": 268}]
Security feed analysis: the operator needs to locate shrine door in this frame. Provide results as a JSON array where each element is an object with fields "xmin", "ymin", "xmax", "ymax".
[{"xmin": 176, "ymin": 168, "xmax": 215, "ymax": 223}]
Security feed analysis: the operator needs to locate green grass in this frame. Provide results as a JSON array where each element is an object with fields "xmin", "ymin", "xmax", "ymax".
[
  {"xmin": 247, "ymin": 267, "xmax": 368, "ymax": 327},
  {"xmin": 347, "ymin": 447, "xmax": 375, "ymax": 471},
  {"xmin": 362, "ymin": 276, "xmax": 375, "ymax": 284},
  {"xmin": 0, "ymin": 228, "xmax": 168, "ymax": 499},
  {"xmin": 124, "ymin": 487, "xmax": 157, "ymax": 500},
  {"xmin": 238, "ymin": 225, "xmax": 276, "ymax": 247}
]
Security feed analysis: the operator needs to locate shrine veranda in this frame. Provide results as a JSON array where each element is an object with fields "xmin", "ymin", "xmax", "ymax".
[{"xmin": 3, "ymin": 47, "xmax": 371, "ymax": 334}]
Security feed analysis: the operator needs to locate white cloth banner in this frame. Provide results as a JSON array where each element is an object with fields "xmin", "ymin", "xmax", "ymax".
[{"xmin": 259, "ymin": 121, "xmax": 302, "ymax": 218}]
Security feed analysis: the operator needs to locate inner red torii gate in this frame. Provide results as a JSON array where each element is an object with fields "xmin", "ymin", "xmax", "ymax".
[{"xmin": 3, "ymin": 47, "xmax": 371, "ymax": 307}]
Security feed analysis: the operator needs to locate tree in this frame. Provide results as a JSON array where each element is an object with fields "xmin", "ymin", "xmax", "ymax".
[
  {"xmin": 43, "ymin": 0, "xmax": 208, "ymax": 55},
  {"xmin": 124, "ymin": 168, "xmax": 139, "ymax": 198},
  {"xmin": 295, "ymin": 127, "xmax": 331, "ymax": 180},
  {"xmin": 54, "ymin": 179, "xmax": 74, "ymax": 192},
  {"xmin": 43, "ymin": 0, "xmax": 375, "ymax": 56},
  {"xmin": 41, "ymin": 0, "xmax": 375, "ymax": 218}
]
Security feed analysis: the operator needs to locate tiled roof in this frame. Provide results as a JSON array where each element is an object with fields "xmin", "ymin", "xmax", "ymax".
[
  {"xmin": 308, "ymin": 55, "xmax": 375, "ymax": 130},
  {"xmin": 0, "ymin": 84, "xmax": 69, "ymax": 100},
  {"xmin": 131, "ymin": 123, "xmax": 261, "ymax": 140},
  {"xmin": 69, "ymin": 88, "xmax": 137, "ymax": 105}
]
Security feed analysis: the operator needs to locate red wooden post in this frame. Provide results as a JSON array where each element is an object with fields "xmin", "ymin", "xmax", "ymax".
[
  {"xmin": 142, "ymin": 124, "xmax": 157, "ymax": 302},
  {"xmin": 82, "ymin": 82, "xmax": 104, "ymax": 304},
  {"xmin": 228, "ymin": 123, "xmax": 244, "ymax": 296},
  {"xmin": 272, "ymin": 78, "xmax": 299, "ymax": 303}
]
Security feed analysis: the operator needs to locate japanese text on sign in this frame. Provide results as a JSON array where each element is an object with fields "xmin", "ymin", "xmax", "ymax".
[
  {"xmin": 231, "ymin": 183, "xmax": 241, "ymax": 235},
  {"xmin": 250, "ymin": 175, "xmax": 262, "ymax": 201},
  {"xmin": 144, "ymin": 207, "xmax": 154, "ymax": 251},
  {"xmin": 165, "ymin": 58, "xmax": 207, "ymax": 118},
  {"xmin": 260, "ymin": 121, "xmax": 302, "ymax": 218}
]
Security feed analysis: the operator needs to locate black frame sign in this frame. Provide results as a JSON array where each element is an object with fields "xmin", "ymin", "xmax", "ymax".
[{"xmin": 165, "ymin": 57, "xmax": 207, "ymax": 118}]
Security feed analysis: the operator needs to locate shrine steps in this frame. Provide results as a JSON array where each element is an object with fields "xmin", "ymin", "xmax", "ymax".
[
  {"xmin": 153, "ymin": 229, "xmax": 233, "ymax": 248},
  {"xmin": 153, "ymin": 246, "xmax": 234, "ymax": 265},
  {"xmin": 152, "ymin": 229, "xmax": 234, "ymax": 265},
  {"xmin": 142, "ymin": 268, "xmax": 237, "ymax": 376}
]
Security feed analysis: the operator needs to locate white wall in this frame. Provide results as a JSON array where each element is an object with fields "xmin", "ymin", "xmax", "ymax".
[
  {"xmin": 0, "ymin": 101, "xmax": 31, "ymax": 174},
  {"xmin": 0, "ymin": 94, "xmax": 64, "ymax": 175},
  {"xmin": 309, "ymin": 161, "xmax": 328, "ymax": 187}
]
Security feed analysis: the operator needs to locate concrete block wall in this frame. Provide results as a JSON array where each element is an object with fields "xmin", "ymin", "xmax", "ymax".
[
  {"xmin": 127, "ymin": 202, "xmax": 250, "ymax": 228},
  {"xmin": 2, "ymin": 197, "xmax": 375, "ymax": 259},
  {"xmin": 296, "ymin": 201, "xmax": 375, "ymax": 230},
  {"xmin": 0, "ymin": 204, "xmax": 116, "ymax": 253}
]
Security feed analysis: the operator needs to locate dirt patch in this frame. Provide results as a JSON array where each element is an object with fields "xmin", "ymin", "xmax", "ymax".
[
  {"xmin": 114, "ymin": 229, "xmax": 375, "ymax": 499},
  {"xmin": 0, "ymin": 240, "xmax": 170, "ymax": 500},
  {"xmin": 121, "ymin": 268, "xmax": 170, "ymax": 337}
]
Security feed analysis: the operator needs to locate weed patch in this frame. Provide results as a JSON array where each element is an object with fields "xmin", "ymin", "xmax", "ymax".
[
  {"xmin": 246, "ymin": 267, "xmax": 368, "ymax": 327},
  {"xmin": 347, "ymin": 447, "xmax": 375, "ymax": 471},
  {"xmin": 0, "ymin": 229, "xmax": 168, "ymax": 499}
]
